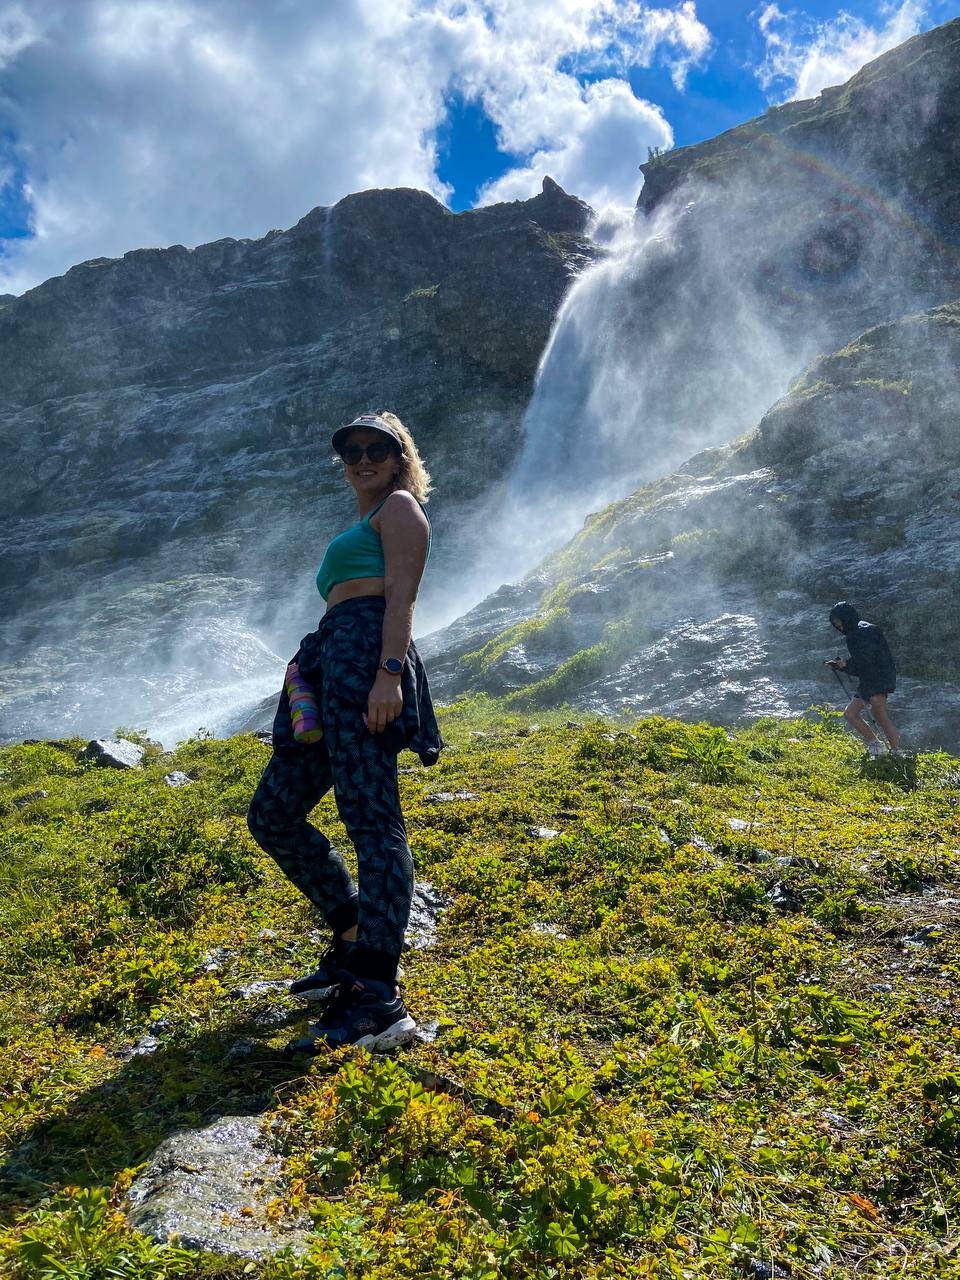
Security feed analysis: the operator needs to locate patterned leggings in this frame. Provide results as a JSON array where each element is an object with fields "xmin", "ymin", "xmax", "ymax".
[{"xmin": 246, "ymin": 601, "xmax": 414, "ymax": 963}]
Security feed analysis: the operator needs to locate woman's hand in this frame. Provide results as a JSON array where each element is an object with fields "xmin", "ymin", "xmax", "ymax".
[{"xmin": 366, "ymin": 670, "xmax": 403, "ymax": 733}]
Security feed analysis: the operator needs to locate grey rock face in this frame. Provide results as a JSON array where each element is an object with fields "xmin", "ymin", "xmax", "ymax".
[
  {"xmin": 0, "ymin": 180, "xmax": 595, "ymax": 745},
  {"xmin": 82, "ymin": 738, "xmax": 144, "ymax": 768},
  {"xmin": 425, "ymin": 299, "xmax": 960, "ymax": 749},
  {"xmin": 163, "ymin": 771, "xmax": 192, "ymax": 787},
  {"xmin": 125, "ymin": 1115, "xmax": 313, "ymax": 1258},
  {"xmin": 115, "ymin": 1034, "xmax": 161, "ymax": 1061}
]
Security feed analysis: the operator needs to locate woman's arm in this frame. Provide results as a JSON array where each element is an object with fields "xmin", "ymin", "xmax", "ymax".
[{"xmin": 366, "ymin": 492, "xmax": 430, "ymax": 733}]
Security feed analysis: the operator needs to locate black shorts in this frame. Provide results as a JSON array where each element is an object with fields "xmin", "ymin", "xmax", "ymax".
[{"xmin": 857, "ymin": 684, "xmax": 895, "ymax": 703}]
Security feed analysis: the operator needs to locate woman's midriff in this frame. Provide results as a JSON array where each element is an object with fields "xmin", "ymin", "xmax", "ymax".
[{"xmin": 324, "ymin": 576, "xmax": 386, "ymax": 612}]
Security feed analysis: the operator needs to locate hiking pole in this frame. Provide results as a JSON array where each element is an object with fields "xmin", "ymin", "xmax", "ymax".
[{"xmin": 829, "ymin": 664, "xmax": 853, "ymax": 702}]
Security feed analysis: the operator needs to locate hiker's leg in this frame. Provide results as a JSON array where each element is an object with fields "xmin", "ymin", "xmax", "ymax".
[
  {"xmin": 844, "ymin": 697, "xmax": 878, "ymax": 744},
  {"xmin": 869, "ymin": 695, "xmax": 900, "ymax": 750},
  {"xmin": 324, "ymin": 693, "xmax": 413, "ymax": 985},
  {"xmin": 247, "ymin": 747, "xmax": 359, "ymax": 936}
]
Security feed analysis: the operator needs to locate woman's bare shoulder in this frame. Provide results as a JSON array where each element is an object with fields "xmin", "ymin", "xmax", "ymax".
[{"xmin": 372, "ymin": 490, "xmax": 428, "ymax": 529}]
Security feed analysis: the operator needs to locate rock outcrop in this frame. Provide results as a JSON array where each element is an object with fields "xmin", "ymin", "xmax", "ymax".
[
  {"xmin": 125, "ymin": 1116, "xmax": 313, "ymax": 1259},
  {"xmin": 421, "ymin": 300, "xmax": 960, "ymax": 749},
  {"xmin": 416, "ymin": 20, "xmax": 960, "ymax": 748}
]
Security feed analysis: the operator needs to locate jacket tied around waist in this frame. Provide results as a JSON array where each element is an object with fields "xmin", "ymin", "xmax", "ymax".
[{"xmin": 271, "ymin": 596, "xmax": 444, "ymax": 766}]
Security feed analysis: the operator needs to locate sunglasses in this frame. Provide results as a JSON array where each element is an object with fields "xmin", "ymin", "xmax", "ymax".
[{"xmin": 338, "ymin": 440, "xmax": 400, "ymax": 465}]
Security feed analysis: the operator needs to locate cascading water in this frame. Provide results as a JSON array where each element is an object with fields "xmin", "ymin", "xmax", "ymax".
[{"xmin": 435, "ymin": 187, "xmax": 811, "ymax": 624}]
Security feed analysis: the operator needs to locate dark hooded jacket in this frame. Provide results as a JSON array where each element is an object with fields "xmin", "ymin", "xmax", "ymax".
[{"xmin": 829, "ymin": 601, "xmax": 896, "ymax": 687}]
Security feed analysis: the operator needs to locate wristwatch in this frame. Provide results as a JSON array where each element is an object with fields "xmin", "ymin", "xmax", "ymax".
[{"xmin": 380, "ymin": 657, "xmax": 403, "ymax": 675}]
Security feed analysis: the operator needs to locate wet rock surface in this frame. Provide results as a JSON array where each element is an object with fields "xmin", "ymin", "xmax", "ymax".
[{"xmin": 125, "ymin": 1116, "xmax": 313, "ymax": 1258}]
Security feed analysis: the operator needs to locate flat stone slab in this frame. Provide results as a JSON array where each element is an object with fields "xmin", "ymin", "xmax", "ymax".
[{"xmin": 126, "ymin": 1115, "xmax": 313, "ymax": 1259}]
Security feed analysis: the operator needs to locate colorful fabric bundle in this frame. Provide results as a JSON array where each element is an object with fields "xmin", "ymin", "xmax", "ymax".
[{"xmin": 284, "ymin": 661, "xmax": 324, "ymax": 743}]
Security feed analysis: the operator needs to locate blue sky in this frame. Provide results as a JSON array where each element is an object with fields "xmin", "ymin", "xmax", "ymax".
[
  {"xmin": 436, "ymin": 0, "xmax": 957, "ymax": 208},
  {"xmin": 0, "ymin": 0, "xmax": 955, "ymax": 291}
]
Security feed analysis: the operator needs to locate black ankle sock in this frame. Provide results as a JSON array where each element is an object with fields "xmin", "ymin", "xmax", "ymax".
[
  {"xmin": 347, "ymin": 946, "xmax": 399, "ymax": 986},
  {"xmin": 327, "ymin": 897, "xmax": 359, "ymax": 936}
]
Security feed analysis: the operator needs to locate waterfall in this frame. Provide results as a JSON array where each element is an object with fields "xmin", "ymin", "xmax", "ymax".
[{"xmin": 431, "ymin": 183, "xmax": 818, "ymax": 629}]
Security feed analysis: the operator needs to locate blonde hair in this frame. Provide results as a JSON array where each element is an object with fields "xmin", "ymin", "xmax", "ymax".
[{"xmin": 335, "ymin": 410, "xmax": 434, "ymax": 503}]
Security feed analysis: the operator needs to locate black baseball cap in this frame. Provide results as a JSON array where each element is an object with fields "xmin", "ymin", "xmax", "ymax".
[{"xmin": 332, "ymin": 413, "xmax": 404, "ymax": 455}]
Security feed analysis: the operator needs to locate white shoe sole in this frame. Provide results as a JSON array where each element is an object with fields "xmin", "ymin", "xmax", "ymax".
[
  {"xmin": 290, "ymin": 982, "xmax": 338, "ymax": 1001},
  {"xmin": 356, "ymin": 1015, "xmax": 418, "ymax": 1052}
]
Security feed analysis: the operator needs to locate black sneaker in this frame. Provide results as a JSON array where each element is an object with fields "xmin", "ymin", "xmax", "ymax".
[
  {"xmin": 289, "ymin": 939, "xmax": 356, "ymax": 1000},
  {"xmin": 287, "ymin": 976, "xmax": 417, "ymax": 1053}
]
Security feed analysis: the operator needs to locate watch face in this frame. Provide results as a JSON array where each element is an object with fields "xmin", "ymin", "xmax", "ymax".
[{"xmin": 383, "ymin": 658, "xmax": 403, "ymax": 674}]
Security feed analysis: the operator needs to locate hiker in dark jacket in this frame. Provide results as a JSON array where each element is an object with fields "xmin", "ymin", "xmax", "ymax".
[{"xmin": 824, "ymin": 600, "xmax": 901, "ymax": 755}]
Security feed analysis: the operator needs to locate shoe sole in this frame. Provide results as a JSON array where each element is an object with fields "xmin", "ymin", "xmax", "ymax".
[
  {"xmin": 289, "ymin": 981, "xmax": 338, "ymax": 1000},
  {"xmin": 285, "ymin": 1015, "xmax": 418, "ymax": 1057},
  {"xmin": 354, "ymin": 1015, "xmax": 418, "ymax": 1052}
]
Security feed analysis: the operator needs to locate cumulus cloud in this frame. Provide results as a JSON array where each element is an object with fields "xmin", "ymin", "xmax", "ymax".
[
  {"xmin": 0, "ymin": 0, "xmax": 711, "ymax": 293},
  {"xmin": 755, "ymin": 0, "xmax": 926, "ymax": 101},
  {"xmin": 476, "ymin": 78, "xmax": 673, "ymax": 210}
]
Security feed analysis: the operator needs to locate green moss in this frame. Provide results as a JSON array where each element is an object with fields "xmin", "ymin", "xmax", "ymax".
[
  {"xmin": 504, "ymin": 641, "xmax": 609, "ymax": 708},
  {"xmin": 1, "ymin": 709, "xmax": 959, "ymax": 1277},
  {"xmin": 459, "ymin": 607, "xmax": 573, "ymax": 674},
  {"xmin": 851, "ymin": 377, "xmax": 912, "ymax": 394},
  {"xmin": 402, "ymin": 283, "xmax": 439, "ymax": 302}
]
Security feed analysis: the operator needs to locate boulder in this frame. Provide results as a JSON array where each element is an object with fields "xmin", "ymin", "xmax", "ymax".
[{"xmin": 82, "ymin": 738, "xmax": 144, "ymax": 769}]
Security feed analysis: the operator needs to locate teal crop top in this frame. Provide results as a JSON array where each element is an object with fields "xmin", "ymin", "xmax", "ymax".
[{"xmin": 316, "ymin": 495, "xmax": 432, "ymax": 601}]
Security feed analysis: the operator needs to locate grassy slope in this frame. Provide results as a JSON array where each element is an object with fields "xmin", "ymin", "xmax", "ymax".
[{"xmin": 1, "ymin": 703, "xmax": 959, "ymax": 1279}]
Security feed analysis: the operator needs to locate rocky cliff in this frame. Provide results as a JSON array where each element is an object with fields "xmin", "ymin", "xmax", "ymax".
[
  {"xmin": 421, "ymin": 299, "xmax": 960, "ymax": 748},
  {"xmin": 6, "ymin": 18, "xmax": 960, "ymax": 748},
  {"xmin": 0, "ymin": 178, "xmax": 594, "ymax": 742},
  {"xmin": 419, "ymin": 19, "xmax": 960, "ymax": 750}
]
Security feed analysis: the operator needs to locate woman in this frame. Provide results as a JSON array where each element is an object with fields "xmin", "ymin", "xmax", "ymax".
[
  {"xmin": 825, "ymin": 600, "xmax": 902, "ymax": 756},
  {"xmin": 247, "ymin": 411, "xmax": 443, "ymax": 1051}
]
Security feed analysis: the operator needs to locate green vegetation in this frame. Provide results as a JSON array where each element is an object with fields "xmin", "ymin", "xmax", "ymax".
[
  {"xmin": 402, "ymin": 284, "xmax": 439, "ymax": 302},
  {"xmin": 460, "ymin": 609, "xmax": 574, "ymax": 675},
  {"xmin": 1, "ymin": 705, "xmax": 959, "ymax": 1278}
]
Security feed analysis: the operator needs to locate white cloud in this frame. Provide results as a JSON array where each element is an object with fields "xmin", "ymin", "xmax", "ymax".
[
  {"xmin": 0, "ymin": 3, "xmax": 40, "ymax": 68},
  {"xmin": 755, "ymin": 1, "xmax": 926, "ymax": 101},
  {"xmin": 476, "ymin": 77, "xmax": 673, "ymax": 210},
  {"xmin": 0, "ymin": 0, "xmax": 711, "ymax": 293}
]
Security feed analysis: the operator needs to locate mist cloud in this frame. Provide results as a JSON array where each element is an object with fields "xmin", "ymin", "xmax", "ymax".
[{"xmin": 0, "ymin": 0, "xmax": 710, "ymax": 293}]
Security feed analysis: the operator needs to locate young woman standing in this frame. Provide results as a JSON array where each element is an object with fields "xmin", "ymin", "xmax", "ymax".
[{"xmin": 247, "ymin": 411, "xmax": 443, "ymax": 1050}]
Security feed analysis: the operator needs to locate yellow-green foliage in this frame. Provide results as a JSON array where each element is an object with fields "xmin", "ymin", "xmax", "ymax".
[
  {"xmin": 1, "ymin": 708, "xmax": 959, "ymax": 1279},
  {"xmin": 504, "ymin": 643, "xmax": 608, "ymax": 708},
  {"xmin": 460, "ymin": 608, "xmax": 573, "ymax": 674}
]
